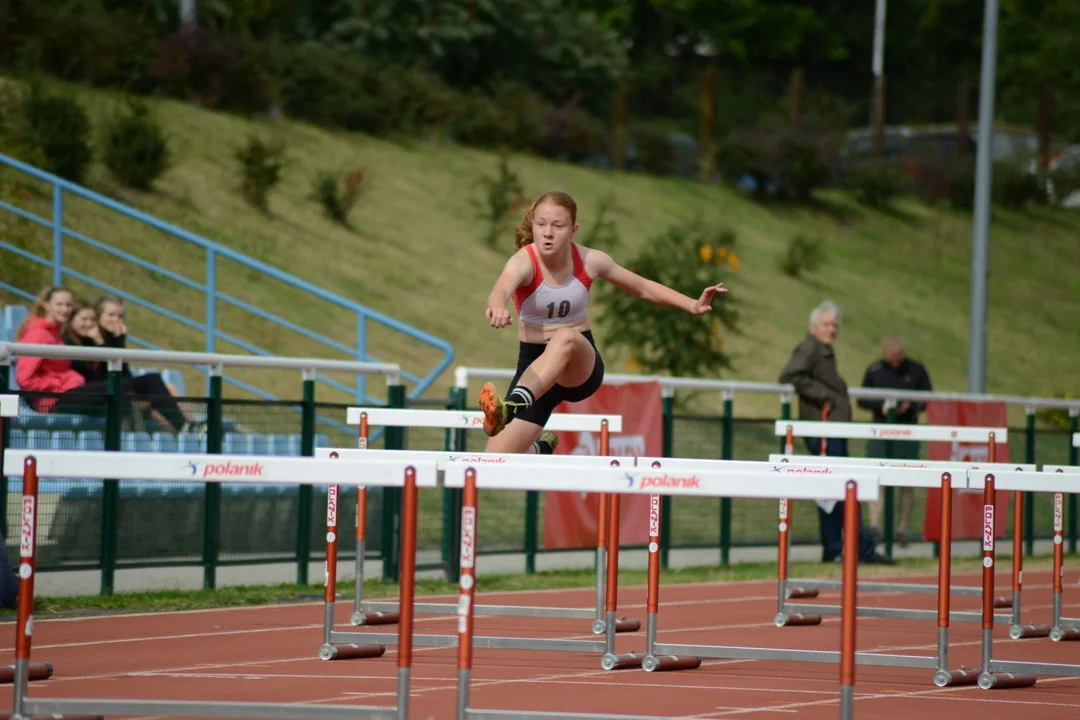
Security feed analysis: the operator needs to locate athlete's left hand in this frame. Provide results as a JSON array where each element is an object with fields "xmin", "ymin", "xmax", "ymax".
[{"xmin": 688, "ymin": 283, "xmax": 727, "ymax": 314}]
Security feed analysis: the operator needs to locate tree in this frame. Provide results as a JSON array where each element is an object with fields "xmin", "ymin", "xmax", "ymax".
[{"xmin": 597, "ymin": 218, "xmax": 740, "ymax": 379}]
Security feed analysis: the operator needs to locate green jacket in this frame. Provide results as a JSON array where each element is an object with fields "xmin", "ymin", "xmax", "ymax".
[{"xmin": 778, "ymin": 333, "xmax": 852, "ymax": 422}]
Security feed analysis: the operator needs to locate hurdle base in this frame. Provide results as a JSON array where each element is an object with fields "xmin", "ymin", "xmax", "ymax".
[
  {"xmin": 641, "ymin": 654, "xmax": 702, "ymax": 673},
  {"xmin": 600, "ymin": 651, "xmax": 646, "ymax": 671},
  {"xmin": 993, "ymin": 596, "xmax": 1012, "ymax": 609},
  {"xmin": 785, "ymin": 587, "xmax": 820, "ymax": 600},
  {"xmin": 773, "ymin": 612, "xmax": 822, "ymax": 627},
  {"xmin": 350, "ymin": 611, "xmax": 400, "ymax": 627},
  {"xmin": 614, "ymin": 617, "xmax": 642, "ymax": 633},
  {"xmin": 932, "ymin": 667, "xmax": 981, "ymax": 687},
  {"xmin": 978, "ymin": 672, "xmax": 1037, "ymax": 690},
  {"xmin": 318, "ymin": 643, "xmax": 386, "ymax": 661},
  {"xmin": 0, "ymin": 662, "xmax": 53, "ymax": 684},
  {"xmin": 1050, "ymin": 627, "xmax": 1080, "ymax": 642},
  {"xmin": 1008, "ymin": 624, "xmax": 1051, "ymax": 640},
  {"xmin": 0, "ymin": 715, "xmax": 103, "ymax": 720}
]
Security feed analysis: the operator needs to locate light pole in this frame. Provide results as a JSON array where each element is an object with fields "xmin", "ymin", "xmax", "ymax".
[
  {"xmin": 968, "ymin": 0, "xmax": 1001, "ymax": 394},
  {"xmin": 871, "ymin": 0, "xmax": 887, "ymax": 159}
]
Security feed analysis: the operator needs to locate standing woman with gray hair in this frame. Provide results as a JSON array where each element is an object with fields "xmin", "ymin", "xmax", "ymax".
[{"xmin": 779, "ymin": 300, "xmax": 891, "ymax": 565}]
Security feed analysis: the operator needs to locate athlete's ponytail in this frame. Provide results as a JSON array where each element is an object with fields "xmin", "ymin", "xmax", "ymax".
[{"xmin": 514, "ymin": 190, "xmax": 578, "ymax": 250}]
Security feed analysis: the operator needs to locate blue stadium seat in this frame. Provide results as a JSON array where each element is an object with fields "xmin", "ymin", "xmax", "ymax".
[
  {"xmin": 265, "ymin": 434, "xmax": 288, "ymax": 455},
  {"xmin": 50, "ymin": 430, "xmax": 77, "ymax": 450},
  {"xmin": 177, "ymin": 432, "xmax": 206, "ymax": 454},
  {"xmin": 121, "ymin": 431, "xmax": 152, "ymax": 452},
  {"xmin": 152, "ymin": 432, "xmax": 178, "ymax": 453},
  {"xmin": 245, "ymin": 433, "xmax": 268, "ymax": 456},
  {"xmin": 4, "ymin": 306, "xmax": 28, "ymax": 342},
  {"xmin": 315, "ymin": 433, "xmax": 331, "ymax": 448},
  {"xmin": 8, "ymin": 429, "xmax": 26, "ymax": 449},
  {"xmin": 285, "ymin": 434, "xmax": 302, "ymax": 456},
  {"xmin": 27, "ymin": 429, "xmax": 50, "ymax": 449},
  {"xmin": 77, "ymin": 431, "xmax": 105, "ymax": 451},
  {"xmin": 223, "ymin": 432, "xmax": 244, "ymax": 454}
]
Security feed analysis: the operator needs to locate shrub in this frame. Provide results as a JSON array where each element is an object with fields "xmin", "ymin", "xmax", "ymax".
[
  {"xmin": 628, "ymin": 123, "xmax": 677, "ymax": 176},
  {"xmin": 313, "ymin": 168, "xmax": 369, "ymax": 226},
  {"xmin": 235, "ymin": 135, "xmax": 286, "ymax": 214},
  {"xmin": 102, "ymin": 100, "xmax": 170, "ymax": 191},
  {"xmin": 151, "ymin": 27, "xmax": 273, "ymax": 114},
  {"xmin": 472, "ymin": 154, "xmax": 527, "ymax": 248},
  {"xmin": 717, "ymin": 125, "xmax": 835, "ymax": 202},
  {"xmin": 995, "ymin": 160, "xmax": 1045, "ymax": 208},
  {"xmin": 779, "ymin": 234, "xmax": 824, "ymax": 278},
  {"xmin": 597, "ymin": 219, "xmax": 741, "ymax": 379},
  {"xmin": 22, "ymin": 84, "xmax": 94, "ymax": 184},
  {"xmin": 847, "ymin": 162, "xmax": 909, "ymax": 209}
]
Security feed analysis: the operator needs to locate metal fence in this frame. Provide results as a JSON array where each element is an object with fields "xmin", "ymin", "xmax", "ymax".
[{"xmin": 2, "ymin": 347, "xmax": 1079, "ymax": 595}]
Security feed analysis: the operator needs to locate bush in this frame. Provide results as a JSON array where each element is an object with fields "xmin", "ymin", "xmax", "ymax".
[
  {"xmin": 102, "ymin": 100, "xmax": 170, "ymax": 191},
  {"xmin": 472, "ymin": 154, "xmax": 527, "ymax": 248},
  {"xmin": 313, "ymin": 168, "xmax": 369, "ymax": 226},
  {"xmin": 996, "ymin": 161, "xmax": 1045, "ymax": 208},
  {"xmin": 628, "ymin": 123, "xmax": 677, "ymax": 176},
  {"xmin": 848, "ymin": 162, "xmax": 908, "ymax": 209},
  {"xmin": 717, "ymin": 125, "xmax": 835, "ymax": 202},
  {"xmin": 22, "ymin": 84, "xmax": 93, "ymax": 184},
  {"xmin": 151, "ymin": 28, "xmax": 274, "ymax": 114},
  {"xmin": 597, "ymin": 219, "xmax": 741, "ymax": 379},
  {"xmin": 235, "ymin": 135, "xmax": 286, "ymax": 214},
  {"xmin": 779, "ymin": 234, "xmax": 824, "ymax": 278}
]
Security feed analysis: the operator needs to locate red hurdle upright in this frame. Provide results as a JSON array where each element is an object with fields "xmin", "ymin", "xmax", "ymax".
[{"xmin": 1049, "ymin": 470, "xmax": 1080, "ymax": 642}]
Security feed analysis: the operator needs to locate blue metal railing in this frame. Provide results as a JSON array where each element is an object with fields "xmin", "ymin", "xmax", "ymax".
[{"xmin": 0, "ymin": 152, "xmax": 455, "ymax": 405}]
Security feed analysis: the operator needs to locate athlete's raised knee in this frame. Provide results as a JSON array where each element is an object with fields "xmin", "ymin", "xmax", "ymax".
[{"xmin": 545, "ymin": 327, "xmax": 581, "ymax": 357}]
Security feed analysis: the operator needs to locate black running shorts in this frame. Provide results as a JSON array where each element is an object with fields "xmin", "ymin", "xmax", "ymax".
[{"xmin": 508, "ymin": 330, "xmax": 605, "ymax": 428}]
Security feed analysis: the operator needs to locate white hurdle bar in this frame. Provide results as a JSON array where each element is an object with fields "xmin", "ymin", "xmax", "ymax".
[
  {"xmin": 338, "ymin": 407, "xmax": 639, "ymax": 636},
  {"xmin": 0, "ymin": 394, "xmax": 16, "ymax": 418},
  {"xmin": 2, "ymin": 449, "xmax": 430, "ymax": 720},
  {"xmin": 1074, "ymin": 433, "xmax": 1080, "ymax": 447},
  {"xmin": 447, "ymin": 458, "xmax": 879, "ymax": 720},
  {"xmin": 773, "ymin": 422, "xmax": 1027, "ymax": 609},
  {"xmin": 959, "ymin": 470, "xmax": 1080, "ymax": 689}
]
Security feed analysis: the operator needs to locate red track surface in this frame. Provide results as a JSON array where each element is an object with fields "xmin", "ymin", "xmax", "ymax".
[{"xmin": 2, "ymin": 568, "xmax": 1080, "ymax": 719}]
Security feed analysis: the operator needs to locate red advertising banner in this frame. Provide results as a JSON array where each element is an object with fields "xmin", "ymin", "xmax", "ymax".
[
  {"xmin": 922, "ymin": 401, "xmax": 1011, "ymax": 542},
  {"xmin": 542, "ymin": 381, "xmax": 663, "ymax": 550}
]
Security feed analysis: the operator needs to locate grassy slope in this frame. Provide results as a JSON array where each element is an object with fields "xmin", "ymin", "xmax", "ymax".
[{"xmin": 2, "ymin": 77, "xmax": 1079, "ymax": 422}]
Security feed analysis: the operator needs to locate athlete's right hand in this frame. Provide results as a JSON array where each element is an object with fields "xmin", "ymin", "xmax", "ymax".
[{"xmin": 486, "ymin": 306, "xmax": 513, "ymax": 329}]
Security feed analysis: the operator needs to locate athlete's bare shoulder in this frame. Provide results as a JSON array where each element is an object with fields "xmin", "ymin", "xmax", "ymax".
[{"xmin": 577, "ymin": 244, "xmax": 614, "ymax": 275}]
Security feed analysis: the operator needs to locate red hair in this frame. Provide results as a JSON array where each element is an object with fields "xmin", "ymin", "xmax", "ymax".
[{"xmin": 514, "ymin": 191, "xmax": 578, "ymax": 250}]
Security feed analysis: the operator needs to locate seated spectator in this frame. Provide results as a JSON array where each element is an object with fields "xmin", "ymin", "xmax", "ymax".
[{"xmin": 15, "ymin": 286, "xmax": 200, "ymax": 434}]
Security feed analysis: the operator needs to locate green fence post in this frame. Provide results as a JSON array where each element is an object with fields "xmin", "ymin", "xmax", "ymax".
[
  {"xmin": 882, "ymin": 402, "xmax": 896, "ymax": 560},
  {"xmin": 296, "ymin": 370, "xmax": 316, "ymax": 585},
  {"xmin": 719, "ymin": 392, "xmax": 733, "ymax": 566},
  {"xmin": 382, "ymin": 383, "xmax": 406, "ymax": 581},
  {"xmin": 1024, "ymin": 407, "xmax": 1036, "ymax": 557},
  {"xmin": 100, "ymin": 361, "xmax": 123, "ymax": 596},
  {"xmin": 442, "ymin": 386, "xmax": 466, "ymax": 582},
  {"xmin": 202, "ymin": 366, "xmax": 224, "ymax": 590},
  {"xmin": 660, "ymin": 388, "xmax": 674, "ymax": 570},
  {"xmin": 1069, "ymin": 411, "xmax": 1078, "ymax": 553},
  {"xmin": 0, "ymin": 359, "xmax": 9, "ymax": 539},
  {"xmin": 779, "ymin": 394, "xmax": 791, "ymax": 452}
]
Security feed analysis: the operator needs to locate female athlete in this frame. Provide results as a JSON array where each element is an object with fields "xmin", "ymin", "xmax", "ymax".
[{"xmin": 479, "ymin": 190, "xmax": 726, "ymax": 454}]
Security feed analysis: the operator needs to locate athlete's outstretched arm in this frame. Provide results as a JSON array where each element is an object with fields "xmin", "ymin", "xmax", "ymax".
[
  {"xmin": 485, "ymin": 252, "xmax": 533, "ymax": 328},
  {"xmin": 591, "ymin": 250, "xmax": 726, "ymax": 314}
]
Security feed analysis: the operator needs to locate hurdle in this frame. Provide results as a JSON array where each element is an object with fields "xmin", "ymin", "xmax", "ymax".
[
  {"xmin": 334, "ymin": 406, "xmax": 640, "ymax": 635},
  {"xmin": 0, "ymin": 395, "xmax": 55, "ymax": 688},
  {"xmin": 1041, "ymin": 464, "xmax": 1080, "ymax": 642},
  {"xmin": 963, "ymin": 468, "xmax": 1080, "ymax": 689},
  {"xmin": 773, "ymin": 420, "xmax": 1028, "ymax": 613},
  {"xmin": 447, "ymin": 458, "xmax": 878, "ymax": 720},
  {"xmin": 634, "ymin": 457, "xmax": 994, "ymax": 688},
  {"xmin": 316, "ymin": 448, "xmax": 637, "ymax": 662},
  {"xmin": 2, "ymin": 448, "xmax": 428, "ymax": 720}
]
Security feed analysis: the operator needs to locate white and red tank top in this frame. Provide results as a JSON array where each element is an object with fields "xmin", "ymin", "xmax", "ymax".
[{"xmin": 512, "ymin": 243, "xmax": 592, "ymax": 326}]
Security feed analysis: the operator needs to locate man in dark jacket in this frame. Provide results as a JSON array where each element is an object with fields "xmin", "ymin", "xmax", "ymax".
[
  {"xmin": 779, "ymin": 301, "xmax": 890, "ymax": 564},
  {"xmin": 857, "ymin": 336, "xmax": 934, "ymax": 546}
]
